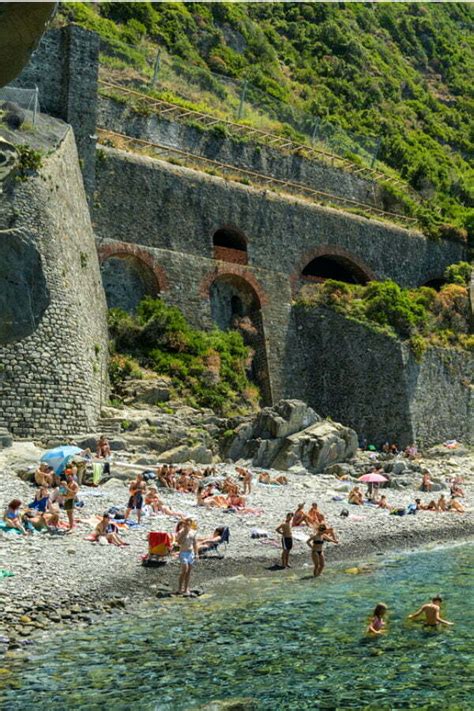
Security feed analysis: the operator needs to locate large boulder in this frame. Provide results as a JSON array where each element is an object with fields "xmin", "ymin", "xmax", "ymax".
[
  {"xmin": 159, "ymin": 444, "xmax": 214, "ymax": 465},
  {"xmin": 121, "ymin": 376, "xmax": 171, "ymax": 406},
  {"xmin": 226, "ymin": 400, "xmax": 357, "ymax": 473}
]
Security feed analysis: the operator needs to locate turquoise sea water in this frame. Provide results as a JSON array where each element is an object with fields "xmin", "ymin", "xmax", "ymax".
[{"xmin": 1, "ymin": 544, "xmax": 473, "ymax": 710}]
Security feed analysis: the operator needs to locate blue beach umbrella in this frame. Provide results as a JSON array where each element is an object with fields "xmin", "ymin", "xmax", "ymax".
[{"xmin": 41, "ymin": 445, "xmax": 82, "ymax": 474}]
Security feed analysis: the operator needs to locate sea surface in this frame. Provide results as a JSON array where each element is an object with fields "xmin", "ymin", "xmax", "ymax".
[{"xmin": 1, "ymin": 544, "xmax": 473, "ymax": 710}]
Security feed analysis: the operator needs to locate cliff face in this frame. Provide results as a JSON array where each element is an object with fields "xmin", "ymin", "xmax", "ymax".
[{"xmin": 0, "ymin": 123, "xmax": 109, "ymax": 437}]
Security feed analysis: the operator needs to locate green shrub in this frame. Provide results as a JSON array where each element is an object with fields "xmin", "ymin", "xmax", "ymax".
[
  {"xmin": 444, "ymin": 261, "xmax": 472, "ymax": 286},
  {"xmin": 108, "ymin": 297, "xmax": 259, "ymax": 415}
]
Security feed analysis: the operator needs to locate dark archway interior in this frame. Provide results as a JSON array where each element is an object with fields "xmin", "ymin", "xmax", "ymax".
[
  {"xmin": 209, "ymin": 274, "xmax": 270, "ymax": 404},
  {"xmin": 213, "ymin": 228, "xmax": 247, "ymax": 253},
  {"xmin": 302, "ymin": 255, "xmax": 369, "ymax": 284},
  {"xmin": 101, "ymin": 254, "xmax": 159, "ymax": 312},
  {"xmin": 423, "ymin": 278, "xmax": 446, "ymax": 291}
]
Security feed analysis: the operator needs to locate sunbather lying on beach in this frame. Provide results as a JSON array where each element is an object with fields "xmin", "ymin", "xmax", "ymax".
[
  {"xmin": 145, "ymin": 487, "xmax": 185, "ymax": 517},
  {"xmin": 258, "ymin": 472, "xmax": 288, "ymax": 485},
  {"xmin": 27, "ymin": 486, "xmax": 60, "ymax": 529}
]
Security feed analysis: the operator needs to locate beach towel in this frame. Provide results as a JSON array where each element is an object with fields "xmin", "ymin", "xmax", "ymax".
[
  {"xmin": 0, "ymin": 521, "xmax": 22, "ymax": 534},
  {"xmin": 148, "ymin": 531, "xmax": 173, "ymax": 556},
  {"xmin": 0, "ymin": 569, "xmax": 14, "ymax": 577},
  {"xmin": 251, "ymin": 528, "xmax": 269, "ymax": 539},
  {"xmin": 92, "ymin": 462, "xmax": 104, "ymax": 486}
]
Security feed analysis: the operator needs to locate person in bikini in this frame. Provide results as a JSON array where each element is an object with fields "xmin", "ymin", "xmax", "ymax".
[
  {"xmin": 367, "ymin": 603, "xmax": 388, "ymax": 636},
  {"xmin": 307, "ymin": 523, "xmax": 339, "ymax": 577},
  {"xmin": 94, "ymin": 512, "xmax": 129, "ymax": 547},
  {"xmin": 64, "ymin": 471, "xmax": 79, "ymax": 530},
  {"xmin": 348, "ymin": 487, "xmax": 364, "ymax": 505},
  {"xmin": 448, "ymin": 497, "xmax": 465, "ymax": 513},
  {"xmin": 408, "ymin": 596, "xmax": 453, "ymax": 626},
  {"xmin": 276, "ymin": 513, "xmax": 293, "ymax": 569},
  {"xmin": 27, "ymin": 486, "xmax": 60, "ymax": 529}
]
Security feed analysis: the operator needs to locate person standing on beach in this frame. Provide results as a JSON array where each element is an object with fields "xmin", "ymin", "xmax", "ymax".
[
  {"xmin": 408, "ymin": 596, "xmax": 454, "ymax": 627},
  {"xmin": 276, "ymin": 513, "xmax": 293, "ymax": 569},
  {"xmin": 176, "ymin": 518, "xmax": 199, "ymax": 596},
  {"xmin": 64, "ymin": 471, "xmax": 79, "ymax": 530},
  {"xmin": 307, "ymin": 524, "xmax": 339, "ymax": 577}
]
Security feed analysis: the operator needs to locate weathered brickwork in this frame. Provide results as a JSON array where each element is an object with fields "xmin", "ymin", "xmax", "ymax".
[{"xmin": 0, "ymin": 129, "xmax": 109, "ymax": 438}]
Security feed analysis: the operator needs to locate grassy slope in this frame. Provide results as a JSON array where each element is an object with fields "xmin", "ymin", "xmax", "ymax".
[{"xmin": 61, "ymin": 2, "xmax": 473, "ymax": 245}]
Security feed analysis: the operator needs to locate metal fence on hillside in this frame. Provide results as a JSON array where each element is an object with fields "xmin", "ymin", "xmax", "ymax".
[{"xmin": 98, "ymin": 36, "xmax": 382, "ymax": 169}]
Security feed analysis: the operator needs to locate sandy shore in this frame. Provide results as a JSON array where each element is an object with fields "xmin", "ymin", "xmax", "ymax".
[{"xmin": 0, "ymin": 442, "xmax": 472, "ymax": 648}]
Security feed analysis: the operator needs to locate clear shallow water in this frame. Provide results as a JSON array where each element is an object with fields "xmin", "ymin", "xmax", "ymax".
[{"xmin": 1, "ymin": 545, "xmax": 473, "ymax": 710}]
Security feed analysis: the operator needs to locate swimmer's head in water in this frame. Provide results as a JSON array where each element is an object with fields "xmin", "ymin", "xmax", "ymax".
[{"xmin": 374, "ymin": 603, "xmax": 388, "ymax": 617}]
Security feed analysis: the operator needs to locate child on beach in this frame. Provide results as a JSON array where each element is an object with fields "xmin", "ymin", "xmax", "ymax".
[
  {"xmin": 276, "ymin": 513, "xmax": 293, "ymax": 568},
  {"xmin": 408, "ymin": 596, "xmax": 454, "ymax": 627},
  {"xmin": 367, "ymin": 603, "xmax": 388, "ymax": 635}
]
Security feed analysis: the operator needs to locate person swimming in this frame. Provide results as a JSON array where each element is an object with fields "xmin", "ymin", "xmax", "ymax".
[
  {"xmin": 367, "ymin": 603, "xmax": 388, "ymax": 635},
  {"xmin": 408, "ymin": 596, "xmax": 453, "ymax": 627}
]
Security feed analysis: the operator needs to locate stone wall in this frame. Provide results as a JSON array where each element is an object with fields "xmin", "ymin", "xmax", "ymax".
[
  {"xmin": 284, "ymin": 306, "xmax": 473, "ymax": 447},
  {"xmin": 0, "ymin": 127, "xmax": 109, "ymax": 437},
  {"xmin": 12, "ymin": 25, "xmax": 99, "ymax": 198},
  {"xmin": 98, "ymin": 96, "xmax": 386, "ymax": 209},
  {"xmin": 94, "ymin": 148, "xmax": 465, "ymax": 289},
  {"xmin": 98, "ymin": 240, "xmax": 292, "ymax": 405}
]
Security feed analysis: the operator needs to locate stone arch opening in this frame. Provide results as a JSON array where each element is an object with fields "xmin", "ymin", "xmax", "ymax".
[
  {"xmin": 209, "ymin": 273, "xmax": 270, "ymax": 404},
  {"xmin": 212, "ymin": 226, "xmax": 248, "ymax": 265},
  {"xmin": 100, "ymin": 253, "xmax": 160, "ymax": 312},
  {"xmin": 422, "ymin": 277, "xmax": 446, "ymax": 291},
  {"xmin": 302, "ymin": 255, "xmax": 370, "ymax": 285}
]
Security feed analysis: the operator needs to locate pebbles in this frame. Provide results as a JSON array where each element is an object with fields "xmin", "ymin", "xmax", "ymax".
[{"xmin": 0, "ymin": 442, "xmax": 472, "ymax": 649}]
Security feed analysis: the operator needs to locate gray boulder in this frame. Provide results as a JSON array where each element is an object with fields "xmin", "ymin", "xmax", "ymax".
[
  {"xmin": 121, "ymin": 376, "xmax": 171, "ymax": 405},
  {"xmin": 225, "ymin": 400, "xmax": 357, "ymax": 474},
  {"xmin": 159, "ymin": 444, "xmax": 214, "ymax": 465}
]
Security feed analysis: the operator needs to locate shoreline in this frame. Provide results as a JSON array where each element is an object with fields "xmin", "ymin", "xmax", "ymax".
[
  {"xmin": 1, "ymin": 442, "xmax": 473, "ymax": 650},
  {"xmin": 1, "ymin": 522, "xmax": 473, "ymax": 652}
]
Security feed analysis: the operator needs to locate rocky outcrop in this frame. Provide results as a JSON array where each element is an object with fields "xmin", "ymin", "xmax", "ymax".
[{"xmin": 226, "ymin": 399, "xmax": 358, "ymax": 473}]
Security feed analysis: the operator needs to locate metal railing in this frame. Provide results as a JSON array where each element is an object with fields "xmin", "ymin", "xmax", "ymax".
[
  {"xmin": 97, "ymin": 127, "xmax": 417, "ymax": 227},
  {"xmin": 99, "ymin": 79, "xmax": 406, "ymax": 189}
]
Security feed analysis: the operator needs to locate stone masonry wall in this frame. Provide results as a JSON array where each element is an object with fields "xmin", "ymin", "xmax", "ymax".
[
  {"xmin": 98, "ymin": 96, "xmax": 385, "ymax": 209},
  {"xmin": 94, "ymin": 148, "xmax": 465, "ymax": 289},
  {"xmin": 12, "ymin": 25, "xmax": 99, "ymax": 198},
  {"xmin": 97, "ymin": 240, "xmax": 292, "ymax": 405},
  {"xmin": 0, "ymin": 128, "xmax": 109, "ymax": 437},
  {"xmin": 284, "ymin": 306, "xmax": 473, "ymax": 447}
]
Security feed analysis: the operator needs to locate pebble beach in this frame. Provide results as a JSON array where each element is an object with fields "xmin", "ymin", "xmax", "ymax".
[{"xmin": 0, "ymin": 440, "xmax": 473, "ymax": 652}]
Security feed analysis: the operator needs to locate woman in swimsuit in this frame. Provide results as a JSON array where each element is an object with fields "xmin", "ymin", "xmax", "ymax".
[
  {"xmin": 27, "ymin": 486, "xmax": 60, "ymax": 529},
  {"xmin": 367, "ymin": 603, "xmax": 388, "ymax": 635},
  {"xmin": 307, "ymin": 523, "xmax": 339, "ymax": 577},
  {"xmin": 4, "ymin": 499, "xmax": 27, "ymax": 534}
]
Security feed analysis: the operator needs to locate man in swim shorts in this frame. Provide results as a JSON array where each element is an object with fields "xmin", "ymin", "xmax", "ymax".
[
  {"xmin": 408, "ymin": 596, "xmax": 454, "ymax": 626},
  {"xmin": 276, "ymin": 512, "xmax": 293, "ymax": 569}
]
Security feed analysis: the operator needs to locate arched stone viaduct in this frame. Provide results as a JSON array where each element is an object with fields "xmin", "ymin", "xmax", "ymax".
[{"xmin": 94, "ymin": 147, "xmax": 465, "ymax": 406}]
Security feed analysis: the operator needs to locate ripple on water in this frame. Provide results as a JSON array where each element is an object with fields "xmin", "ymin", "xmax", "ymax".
[{"xmin": 0, "ymin": 544, "xmax": 473, "ymax": 710}]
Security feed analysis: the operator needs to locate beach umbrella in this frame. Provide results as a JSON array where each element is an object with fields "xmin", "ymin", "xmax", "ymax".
[
  {"xmin": 358, "ymin": 473, "xmax": 388, "ymax": 483},
  {"xmin": 41, "ymin": 445, "xmax": 82, "ymax": 474}
]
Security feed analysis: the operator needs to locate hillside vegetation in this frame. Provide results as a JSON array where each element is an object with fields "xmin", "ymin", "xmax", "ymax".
[
  {"xmin": 60, "ymin": 2, "xmax": 473, "ymax": 246},
  {"xmin": 296, "ymin": 262, "xmax": 473, "ymax": 359},
  {"xmin": 108, "ymin": 297, "xmax": 259, "ymax": 415}
]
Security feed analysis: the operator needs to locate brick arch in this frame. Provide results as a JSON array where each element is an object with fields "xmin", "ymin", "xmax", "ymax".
[
  {"xmin": 291, "ymin": 245, "xmax": 376, "ymax": 295},
  {"xmin": 98, "ymin": 241, "xmax": 168, "ymax": 293},
  {"xmin": 212, "ymin": 224, "xmax": 248, "ymax": 266},
  {"xmin": 200, "ymin": 264, "xmax": 268, "ymax": 307}
]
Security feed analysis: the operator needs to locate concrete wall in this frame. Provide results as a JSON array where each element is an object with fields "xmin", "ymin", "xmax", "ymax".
[
  {"xmin": 12, "ymin": 25, "xmax": 99, "ymax": 198},
  {"xmin": 0, "ymin": 128, "xmax": 109, "ymax": 437},
  {"xmin": 98, "ymin": 96, "xmax": 386, "ymax": 209},
  {"xmin": 94, "ymin": 148, "xmax": 465, "ymax": 289},
  {"xmin": 285, "ymin": 306, "xmax": 473, "ymax": 447}
]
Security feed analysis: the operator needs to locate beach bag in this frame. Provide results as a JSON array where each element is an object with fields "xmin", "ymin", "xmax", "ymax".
[
  {"xmin": 390, "ymin": 507, "xmax": 406, "ymax": 516},
  {"xmin": 339, "ymin": 509, "xmax": 349, "ymax": 518}
]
